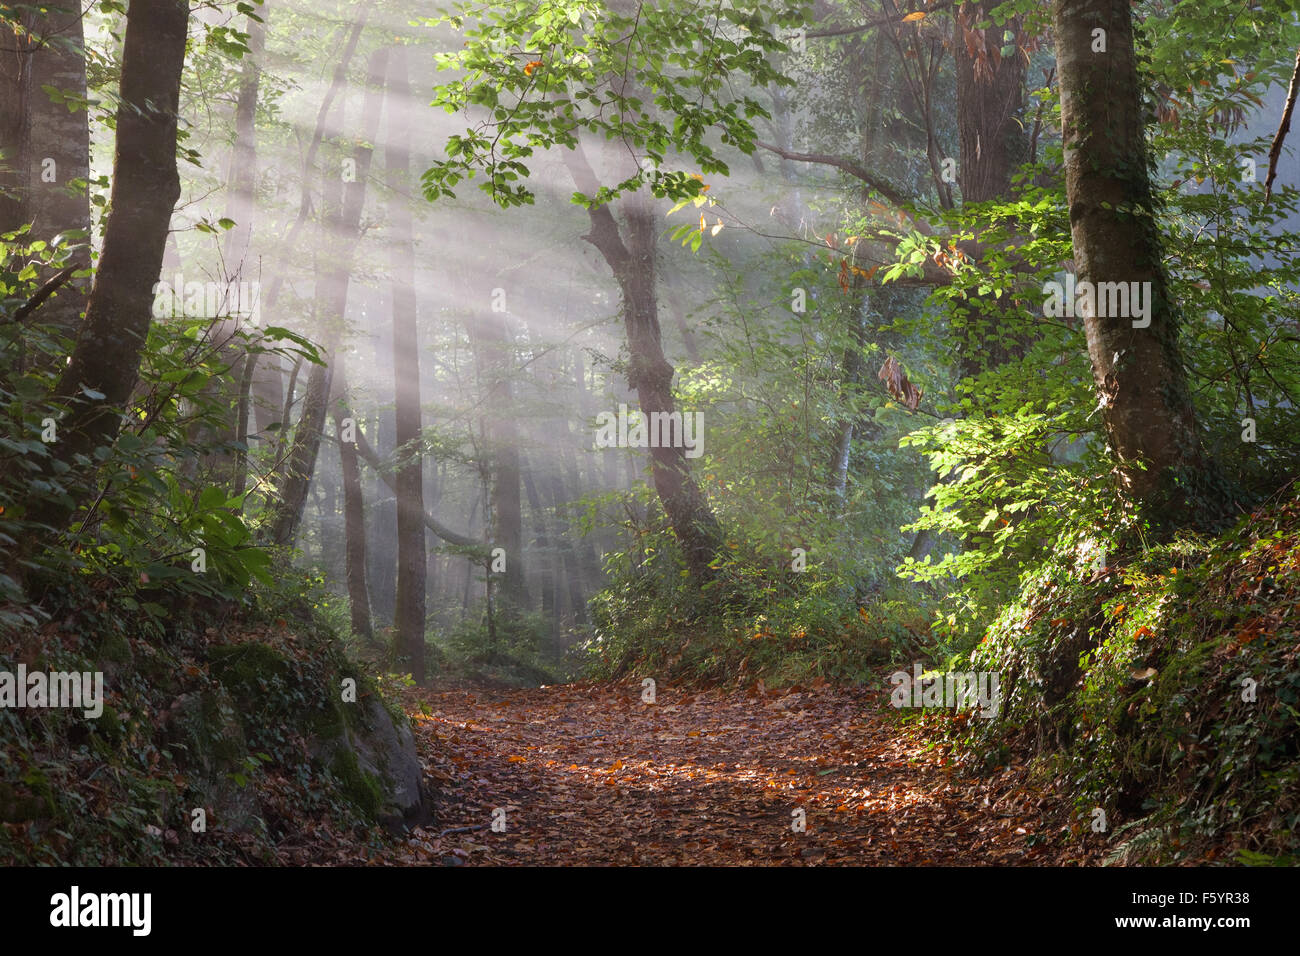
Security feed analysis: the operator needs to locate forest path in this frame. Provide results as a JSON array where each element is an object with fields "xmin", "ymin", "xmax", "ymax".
[{"xmin": 379, "ymin": 681, "xmax": 1089, "ymax": 866}]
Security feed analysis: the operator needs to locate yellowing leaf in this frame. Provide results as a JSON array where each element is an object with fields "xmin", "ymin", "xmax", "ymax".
[
  {"xmin": 523, "ymin": 60, "xmax": 542, "ymax": 76},
  {"xmin": 507, "ymin": 755, "xmax": 527, "ymax": 763},
  {"xmin": 902, "ymin": 11, "xmax": 926, "ymax": 22}
]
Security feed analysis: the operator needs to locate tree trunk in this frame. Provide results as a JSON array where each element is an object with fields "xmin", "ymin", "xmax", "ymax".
[
  {"xmin": 386, "ymin": 48, "xmax": 427, "ymax": 683},
  {"xmin": 268, "ymin": 353, "xmax": 332, "ymax": 546},
  {"xmin": 1053, "ymin": 0, "xmax": 1213, "ymax": 523},
  {"xmin": 563, "ymin": 147, "xmax": 724, "ymax": 585},
  {"xmin": 332, "ymin": 368, "xmax": 373, "ymax": 643},
  {"xmin": 223, "ymin": 9, "xmax": 266, "ymax": 272},
  {"xmin": 33, "ymin": 0, "xmax": 187, "ymax": 529},
  {"xmin": 466, "ymin": 306, "xmax": 527, "ymax": 610},
  {"xmin": 24, "ymin": 0, "xmax": 91, "ymax": 341},
  {"xmin": 953, "ymin": 0, "xmax": 1029, "ymax": 380},
  {"xmin": 520, "ymin": 454, "xmax": 556, "ymax": 629},
  {"xmin": 268, "ymin": 43, "xmax": 386, "ymax": 546},
  {"xmin": 248, "ymin": 5, "xmax": 369, "ymax": 443}
]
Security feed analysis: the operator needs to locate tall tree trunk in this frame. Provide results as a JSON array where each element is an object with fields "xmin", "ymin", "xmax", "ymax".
[
  {"xmin": 24, "ymin": 0, "xmax": 91, "ymax": 341},
  {"xmin": 467, "ymin": 306, "xmax": 527, "ymax": 610},
  {"xmin": 386, "ymin": 48, "xmax": 427, "ymax": 683},
  {"xmin": 953, "ymin": 0, "xmax": 1029, "ymax": 380},
  {"xmin": 520, "ymin": 453, "xmax": 556, "ymax": 628},
  {"xmin": 544, "ymin": 471, "xmax": 589, "ymax": 628},
  {"xmin": 563, "ymin": 147, "xmax": 724, "ymax": 585},
  {"xmin": 1053, "ymin": 0, "xmax": 1213, "ymax": 524},
  {"xmin": 223, "ymin": 10, "xmax": 266, "ymax": 272},
  {"xmin": 25, "ymin": 0, "xmax": 188, "ymax": 537},
  {"xmin": 902, "ymin": 2, "xmax": 1029, "ymax": 558},
  {"xmin": 268, "ymin": 44, "xmax": 386, "ymax": 546},
  {"xmin": 332, "ymin": 368, "xmax": 373, "ymax": 642}
]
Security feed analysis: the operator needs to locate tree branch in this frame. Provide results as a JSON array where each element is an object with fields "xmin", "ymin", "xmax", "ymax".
[
  {"xmin": 805, "ymin": 2, "xmax": 955, "ymax": 39},
  {"xmin": 754, "ymin": 139, "xmax": 921, "ymax": 212},
  {"xmin": 2, "ymin": 266, "xmax": 78, "ymax": 326},
  {"xmin": 1265, "ymin": 43, "xmax": 1300, "ymax": 203},
  {"xmin": 335, "ymin": 401, "xmax": 482, "ymax": 550}
]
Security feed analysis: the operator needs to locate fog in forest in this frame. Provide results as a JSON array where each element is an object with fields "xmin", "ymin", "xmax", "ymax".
[{"xmin": 5, "ymin": 0, "xmax": 1300, "ymax": 877}]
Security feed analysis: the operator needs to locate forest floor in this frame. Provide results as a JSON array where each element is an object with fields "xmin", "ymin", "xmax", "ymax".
[{"xmin": 364, "ymin": 679, "xmax": 1099, "ymax": 866}]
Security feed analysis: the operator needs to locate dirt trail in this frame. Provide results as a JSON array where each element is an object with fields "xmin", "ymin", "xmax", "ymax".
[{"xmin": 374, "ymin": 680, "xmax": 1087, "ymax": 866}]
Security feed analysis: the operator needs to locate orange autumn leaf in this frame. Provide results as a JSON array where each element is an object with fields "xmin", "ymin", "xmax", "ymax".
[
  {"xmin": 902, "ymin": 11, "xmax": 927, "ymax": 22},
  {"xmin": 507, "ymin": 755, "xmax": 527, "ymax": 763},
  {"xmin": 523, "ymin": 60, "xmax": 542, "ymax": 76}
]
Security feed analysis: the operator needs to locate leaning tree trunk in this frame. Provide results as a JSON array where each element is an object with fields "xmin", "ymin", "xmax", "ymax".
[
  {"xmin": 618, "ymin": 196, "xmax": 724, "ymax": 583},
  {"xmin": 386, "ymin": 48, "xmax": 428, "ymax": 683},
  {"xmin": 31, "ymin": 0, "xmax": 188, "ymax": 533},
  {"xmin": 268, "ymin": 45, "xmax": 385, "ymax": 546},
  {"xmin": 563, "ymin": 148, "xmax": 724, "ymax": 585},
  {"xmin": 1053, "ymin": 0, "xmax": 1213, "ymax": 524},
  {"xmin": 248, "ymin": 5, "xmax": 370, "ymax": 442},
  {"xmin": 268, "ymin": 347, "xmax": 332, "ymax": 546}
]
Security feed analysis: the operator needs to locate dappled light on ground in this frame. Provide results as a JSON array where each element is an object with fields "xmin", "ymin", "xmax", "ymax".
[{"xmin": 384, "ymin": 681, "xmax": 1092, "ymax": 866}]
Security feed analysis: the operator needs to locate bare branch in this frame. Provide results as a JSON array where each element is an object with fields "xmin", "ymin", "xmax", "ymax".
[
  {"xmin": 1265, "ymin": 44, "xmax": 1300, "ymax": 203},
  {"xmin": 2, "ymin": 266, "xmax": 78, "ymax": 326}
]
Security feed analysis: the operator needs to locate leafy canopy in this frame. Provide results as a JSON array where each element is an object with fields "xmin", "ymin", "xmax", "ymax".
[{"xmin": 421, "ymin": 0, "xmax": 808, "ymax": 208}]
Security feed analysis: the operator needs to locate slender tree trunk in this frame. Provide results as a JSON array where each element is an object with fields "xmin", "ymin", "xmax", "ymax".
[
  {"xmin": 544, "ymin": 471, "xmax": 588, "ymax": 628},
  {"xmin": 24, "ymin": 0, "xmax": 91, "ymax": 341},
  {"xmin": 1053, "ymin": 0, "xmax": 1213, "ymax": 523},
  {"xmin": 520, "ymin": 455, "xmax": 556, "ymax": 631},
  {"xmin": 332, "ymin": 368, "xmax": 373, "ymax": 642},
  {"xmin": 223, "ymin": 10, "xmax": 266, "ymax": 272},
  {"xmin": 268, "ymin": 44, "xmax": 386, "ymax": 546},
  {"xmin": 467, "ymin": 306, "xmax": 527, "ymax": 609},
  {"xmin": 563, "ymin": 147, "xmax": 724, "ymax": 585},
  {"xmin": 386, "ymin": 48, "xmax": 427, "ymax": 683},
  {"xmin": 24, "ymin": 0, "xmax": 188, "ymax": 538},
  {"xmin": 248, "ymin": 5, "xmax": 369, "ymax": 441},
  {"xmin": 233, "ymin": 348, "xmax": 256, "ymax": 500}
]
